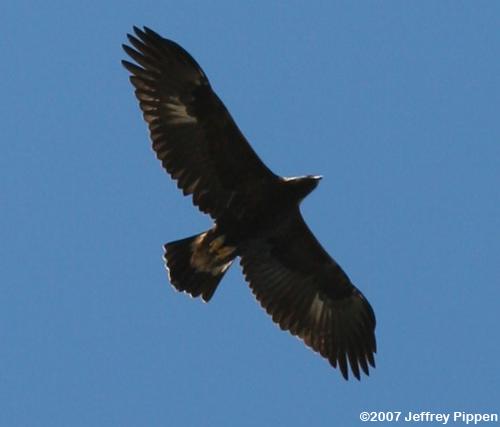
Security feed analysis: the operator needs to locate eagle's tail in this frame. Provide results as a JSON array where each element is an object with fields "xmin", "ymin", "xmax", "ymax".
[{"xmin": 163, "ymin": 230, "xmax": 236, "ymax": 302}]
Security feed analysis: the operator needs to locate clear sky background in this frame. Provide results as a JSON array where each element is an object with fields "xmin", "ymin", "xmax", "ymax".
[{"xmin": 2, "ymin": 2, "xmax": 499, "ymax": 426}]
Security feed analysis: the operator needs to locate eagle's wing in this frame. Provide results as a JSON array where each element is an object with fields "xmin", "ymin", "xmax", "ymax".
[
  {"xmin": 122, "ymin": 27, "xmax": 277, "ymax": 220},
  {"xmin": 239, "ymin": 209, "xmax": 376, "ymax": 380}
]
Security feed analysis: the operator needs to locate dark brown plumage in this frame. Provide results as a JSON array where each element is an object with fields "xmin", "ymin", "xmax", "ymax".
[{"xmin": 122, "ymin": 26, "xmax": 376, "ymax": 380}]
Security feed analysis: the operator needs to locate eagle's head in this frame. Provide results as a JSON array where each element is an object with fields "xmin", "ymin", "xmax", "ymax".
[{"xmin": 282, "ymin": 175, "xmax": 322, "ymax": 203}]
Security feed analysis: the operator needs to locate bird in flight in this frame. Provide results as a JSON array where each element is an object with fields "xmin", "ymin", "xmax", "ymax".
[{"xmin": 122, "ymin": 26, "xmax": 376, "ymax": 380}]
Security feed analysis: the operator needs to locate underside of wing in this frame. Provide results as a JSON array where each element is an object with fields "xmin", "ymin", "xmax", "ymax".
[
  {"xmin": 122, "ymin": 26, "xmax": 277, "ymax": 219},
  {"xmin": 239, "ymin": 210, "xmax": 376, "ymax": 380}
]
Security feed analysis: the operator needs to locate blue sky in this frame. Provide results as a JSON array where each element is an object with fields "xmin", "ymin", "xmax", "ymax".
[{"xmin": 2, "ymin": 1, "xmax": 499, "ymax": 425}]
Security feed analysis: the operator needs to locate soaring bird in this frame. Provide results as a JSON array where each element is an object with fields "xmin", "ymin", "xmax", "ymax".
[{"xmin": 122, "ymin": 26, "xmax": 376, "ymax": 380}]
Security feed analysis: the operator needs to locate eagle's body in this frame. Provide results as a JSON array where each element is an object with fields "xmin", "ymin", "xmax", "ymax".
[{"xmin": 122, "ymin": 27, "xmax": 376, "ymax": 380}]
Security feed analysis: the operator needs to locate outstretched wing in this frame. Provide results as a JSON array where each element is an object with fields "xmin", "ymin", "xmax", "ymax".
[
  {"xmin": 122, "ymin": 27, "xmax": 277, "ymax": 220},
  {"xmin": 239, "ymin": 209, "xmax": 376, "ymax": 380}
]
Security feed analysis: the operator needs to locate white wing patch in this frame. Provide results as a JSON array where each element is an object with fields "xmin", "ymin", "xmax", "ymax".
[
  {"xmin": 164, "ymin": 96, "xmax": 197, "ymax": 124},
  {"xmin": 310, "ymin": 293, "xmax": 325, "ymax": 326}
]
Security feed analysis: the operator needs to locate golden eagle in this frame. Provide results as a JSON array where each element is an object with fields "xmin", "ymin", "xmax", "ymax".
[{"xmin": 122, "ymin": 27, "xmax": 376, "ymax": 380}]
